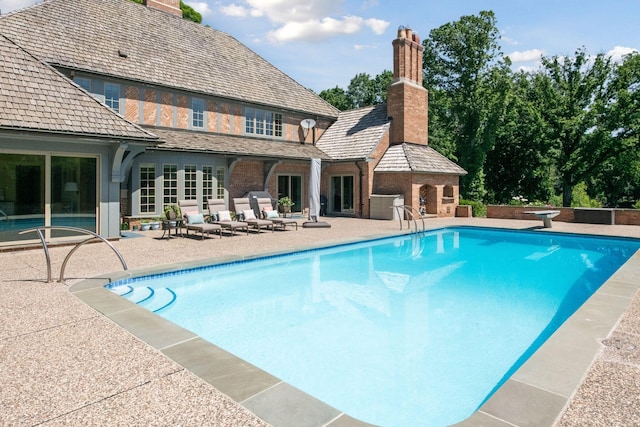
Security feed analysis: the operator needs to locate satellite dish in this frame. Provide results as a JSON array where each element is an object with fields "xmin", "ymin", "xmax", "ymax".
[{"xmin": 300, "ymin": 118, "xmax": 316, "ymax": 129}]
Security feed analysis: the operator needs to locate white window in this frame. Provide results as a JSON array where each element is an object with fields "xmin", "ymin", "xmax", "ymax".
[
  {"xmin": 163, "ymin": 164, "xmax": 177, "ymax": 207},
  {"xmin": 184, "ymin": 165, "xmax": 197, "ymax": 201},
  {"xmin": 192, "ymin": 98, "xmax": 204, "ymax": 128},
  {"xmin": 216, "ymin": 167, "xmax": 225, "ymax": 199},
  {"xmin": 245, "ymin": 107, "xmax": 283, "ymax": 137},
  {"xmin": 104, "ymin": 83, "xmax": 120, "ymax": 113},
  {"xmin": 140, "ymin": 164, "xmax": 156, "ymax": 213}
]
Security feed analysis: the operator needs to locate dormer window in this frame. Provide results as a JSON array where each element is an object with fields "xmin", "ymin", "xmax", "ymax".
[
  {"xmin": 104, "ymin": 83, "xmax": 120, "ymax": 113},
  {"xmin": 192, "ymin": 98, "xmax": 204, "ymax": 128},
  {"xmin": 245, "ymin": 107, "xmax": 283, "ymax": 137}
]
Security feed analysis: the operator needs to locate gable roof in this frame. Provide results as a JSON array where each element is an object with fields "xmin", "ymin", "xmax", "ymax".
[
  {"xmin": 149, "ymin": 128, "xmax": 331, "ymax": 161},
  {"xmin": 0, "ymin": 33, "xmax": 157, "ymax": 141},
  {"xmin": 374, "ymin": 143, "xmax": 468, "ymax": 175},
  {"xmin": 0, "ymin": 0, "xmax": 339, "ymax": 120},
  {"xmin": 316, "ymin": 104, "xmax": 390, "ymax": 160}
]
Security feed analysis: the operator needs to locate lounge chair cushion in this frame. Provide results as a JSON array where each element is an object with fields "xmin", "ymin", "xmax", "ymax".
[
  {"xmin": 264, "ymin": 209, "xmax": 279, "ymax": 219},
  {"xmin": 186, "ymin": 213, "xmax": 205, "ymax": 224},
  {"xmin": 218, "ymin": 210, "xmax": 232, "ymax": 221},
  {"xmin": 243, "ymin": 209, "xmax": 256, "ymax": 220}
]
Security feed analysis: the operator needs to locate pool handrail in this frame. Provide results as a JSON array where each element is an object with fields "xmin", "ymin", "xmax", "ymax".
[
  {"xmin": 394, "ymin": 205, "xmax": 425, "ymax": 233},
  {"xmin": 18, "ymin": 226, "xmax": 128, "ymax": 283}
]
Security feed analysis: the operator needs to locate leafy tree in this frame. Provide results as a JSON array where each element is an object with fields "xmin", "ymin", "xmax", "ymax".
[
  {"xmin": 319, "ymin": 71, "xmax": 392, "ymax": 110},
  {"xmin": 485, "ymin": 71, "xmax": 556, "ymax": 203},
  {"xmin": 347, "ymin": 73, "xmax": 377, "ymax": 108},
  {"xmin": 422, "ymin": 10, "xmax": 508, "ymax": 200},
  {"xmin": 536, "ymin": 48, "xmax": 614, "ymax": 206},
  {"xmin": 590, "ymin": 52, "xmax": 640, "ymax": 206},
  {"xmin": 319, "ymin": 86, "xmax": 354, "ymax": 111},
  {"xmin": 180, "ymin": 1, "xmax": 202, "ymax": 23}
]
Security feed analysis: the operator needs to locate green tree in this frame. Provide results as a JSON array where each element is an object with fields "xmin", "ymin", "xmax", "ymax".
[
  {"xmin": 590, "ymin": 52, "xmax": 640, "ymax": 206},
  {"xmin": 536, "ymin": 48, "xmax": 613, "ymax": 206},
  {"xmin": 318, "ymin": 86, "xmax": 354, "ymax": 111},
  {"xmin": 319, "ymin": 71, "xmax": 392, "ymax": 110},
  {"xmin": 347, "ymin": 73, "xmax": 377, "ymax": 108},
  {"xmin": 485, "ymin": 71, "xmax": 555, "ymax": 203},
  {"xmin": 422, "ymin": 10, "xmax": 508, "ymax": 200}
]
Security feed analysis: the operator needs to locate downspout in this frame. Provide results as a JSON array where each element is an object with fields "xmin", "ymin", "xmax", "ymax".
[{"xmin": 356, "ymin": 161, "xmax": 364, "ymax": 218}]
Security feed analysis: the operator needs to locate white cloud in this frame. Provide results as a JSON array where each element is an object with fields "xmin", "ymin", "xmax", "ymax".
[
  {"xmin": 508, "ymin": 49, "xmax": 544, "ymax": 63},
  {"xmin": 185, "ymin": 1, "xmax": 213, "ymax": 17},
  {"xmin": 219, "ymin": 3, "xmax": 250, "ymax": 17},
  {"xmin": 365, "ymin": 18, "xmax": 388, "ymax": 35},
  {"xmin": 607, "ymin": 46, "xmax": 638, "ymax": 63},
  {"xmin": 218, "ymin": 0, "xmax": 388, "ymax": 43}
]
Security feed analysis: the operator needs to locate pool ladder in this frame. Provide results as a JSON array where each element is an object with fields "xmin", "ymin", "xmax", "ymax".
[
  {"xmin": 394, "ymin": 205, "xmax": 426, "ymax": 234},
  {"xmin": 18, "ymin": 226, "xmax": 128, "ymax": 283}
]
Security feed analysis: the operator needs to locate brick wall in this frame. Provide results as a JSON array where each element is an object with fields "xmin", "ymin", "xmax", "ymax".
[
  {"xmin": 176, "ymin": 94, "xmax": 188, "ymax": 129},
  {"xmin": 229, "ymin": 160, "xmax": 264, "ymax": 203},
  {"xmin": 124, "ymin": 86, "xmax": 139, "ymax": 123},
  {"xmin": 160, "ymin": 91, "xmax": 173, "ymax": 126},
  {"xmin": 143, "ymin": 89, "xmax": 157, "ymax": 125},
  {"xmin": 487, "ymin": 206, "xmax": 575, "ymax": 222},
  {"xmin": 615, "ymin": 209, "xmax": 640, "ymax": 225}
]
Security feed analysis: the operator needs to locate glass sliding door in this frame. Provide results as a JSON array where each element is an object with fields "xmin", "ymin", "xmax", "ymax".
[
  {"xmin": 0, "ymin": 153, "xmax": 45, "ymax": 242},
  {"xmin": 51, "ymin": 156, "xmax": 97, "ymax": 236},
  {"xmin": 277, "ymin": 175, "xmax": 302, "ymax": 212},
  {"xmin": 0, "ymin": 153, "xmax": 97, "ymax": 244},
  {"xmin": 331, "ymin": 175, "xmax": 354, "ymax": 214}
]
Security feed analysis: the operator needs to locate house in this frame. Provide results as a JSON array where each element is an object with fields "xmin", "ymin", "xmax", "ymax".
[{"xmin": 0, "ymin": 0, "xmax": 465, "ymax": 247}]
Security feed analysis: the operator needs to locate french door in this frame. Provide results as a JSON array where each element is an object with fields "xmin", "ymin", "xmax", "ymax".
[
  {"xmin": 331, "ymin": 175, "xmax": 354, "ymax": 214},
  {"xmin": 277, "ymin": 175, "xmax": 302, "ymax": 212}
]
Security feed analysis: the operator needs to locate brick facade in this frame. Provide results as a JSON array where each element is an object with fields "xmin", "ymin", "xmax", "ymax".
[
  {"xmin": 145, "ymin": 0, "xmax": 181, "ymax": 16},
  {"xmin": 143, "ymin": 89, "xmax": 157, "ymax": 125},
  {"xmin": 387, "ymin": 28, "xmax": 428, "ymax": 146}
]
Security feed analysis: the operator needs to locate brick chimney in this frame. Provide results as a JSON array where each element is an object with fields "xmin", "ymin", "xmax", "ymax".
[
  {"xmin": 145, "ymin": 0, "xmax": 182, "ymax": 17},
  {"xmin": 387, "ymin": 26, "xmax": 428, "ymax": 146}
]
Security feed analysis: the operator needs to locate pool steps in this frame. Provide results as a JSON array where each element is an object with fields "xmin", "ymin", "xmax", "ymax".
[{"xmin": 109, "ymin": 285, "xmax": 177, "ymax": 312}]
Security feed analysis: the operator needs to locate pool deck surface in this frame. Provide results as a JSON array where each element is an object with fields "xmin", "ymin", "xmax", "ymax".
[{"xmin": 2, "ymin": 217, "xmax": 640, "ymax": 426}]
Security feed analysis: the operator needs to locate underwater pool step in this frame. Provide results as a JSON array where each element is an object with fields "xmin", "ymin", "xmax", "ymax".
[
  {"xmin": 126, "ymin": 286, "xmax": 154, "ymax": 303},
  {"xmin": 138, "ymin": 287, "xmax": 177, "ymax": 312},
  {"xmin": 109, "ymin": 284, "xmax": 133, "ymax": 296}
]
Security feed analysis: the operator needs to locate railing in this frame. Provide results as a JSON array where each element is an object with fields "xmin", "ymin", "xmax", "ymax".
[
  {"xmin": 394, "ymin": 205, "xmax": 426, "ymax": 234},
  {"xmin": 18, "ymin": 226, "xmax": 128, "ymax": 283}
]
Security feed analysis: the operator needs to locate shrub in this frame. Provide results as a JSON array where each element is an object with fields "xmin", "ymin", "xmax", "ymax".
[
  {"xmin": 633, "ymin": 200, "xmax": 640, "ymax": 210},
  {"xmin": 460, "ymin": 199, "xmax": 486, "ymax": 217}
]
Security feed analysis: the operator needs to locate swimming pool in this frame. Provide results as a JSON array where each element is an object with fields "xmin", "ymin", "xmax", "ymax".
[{"xmin": 108, "ymin": 227, "xmax": 640, "ymax": 426}]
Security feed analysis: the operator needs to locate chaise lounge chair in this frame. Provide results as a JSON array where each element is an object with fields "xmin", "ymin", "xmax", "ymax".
[
  {"xmin": 207, "ymin": 198, "xmax": 250, "ymax": 235},
  {"xmin": 233, "ymin": 197, "xmax": 275, "ymax": 233},
  {"xmin": 178, "ymin": 199, "xmax": 222, "ymax": 239},
  {"xmin": 256, "ymin": 197, "xmax": 298, "ymax": 230}
]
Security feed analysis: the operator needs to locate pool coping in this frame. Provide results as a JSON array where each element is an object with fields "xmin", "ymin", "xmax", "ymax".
[{"xmin": 69, "ymin": 226, "xmax": 640, "ymax": 427}]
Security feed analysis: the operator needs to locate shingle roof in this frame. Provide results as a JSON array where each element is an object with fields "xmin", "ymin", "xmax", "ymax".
[
  {"xmin": 149, "ymin": 127, "xmax": 331, "ymax": 161},
  {"xmin": 0, "ymin": 0, "xmax": 339, "ymax": 120},
  {"xmin": 316, "ymin": 104, "xmax": 390, "ymax": 160},
  {"xmin": 374, "ymin": 143, "xmax": 468, "ymax": 175},
  {"xmin": 0, "ymin": 34, "xmax": 157, "ymax": 141}
]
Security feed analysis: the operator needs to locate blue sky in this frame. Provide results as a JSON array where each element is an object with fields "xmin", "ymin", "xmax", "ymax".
[{"xmin": 2, "ymin": 0, "xmax": 639, "ymax": 93}]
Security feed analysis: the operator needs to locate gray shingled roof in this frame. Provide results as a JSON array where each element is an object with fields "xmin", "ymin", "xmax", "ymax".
[
  {"xmin": 149, "ymin": 128, "xmax": 331, "ymax": 161},
  {"xmin": 0, "ymin": 34, "xmax": 157, "ymax": 141},
  {"xmin": 0, "ymin": 0, "xmax": 339, "ymax": 120},
  {"xmin": 316, "ymin": 104, "xmax": 390, "ymax": 160},
  {"xmin": 375, "ymin": 143, "xmax": 468, "ymax": 175}
]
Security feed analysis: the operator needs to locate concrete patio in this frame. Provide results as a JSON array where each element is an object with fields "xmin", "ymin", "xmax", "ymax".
[{"xmin": 2, "ymin": 217, "xmax": 639, "ymax": 426}]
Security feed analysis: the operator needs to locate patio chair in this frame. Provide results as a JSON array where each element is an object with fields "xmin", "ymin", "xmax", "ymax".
[
  {"xmin": 233, "ymin": 197, "xmax": 274, "ymax": 233},
  {"xmin": 207, "ymin": 198, "xmax": 250, "ymax": 235},
  {"xmin": 178, "ymin": 199, "xmax": 222, "ymax": 239},
  {"xmin": 255, "ymin": 197, "xmax": 298, "ymax": 230}
]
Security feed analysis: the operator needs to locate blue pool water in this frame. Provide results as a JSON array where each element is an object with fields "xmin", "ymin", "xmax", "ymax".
[{"xmin": 108, "ymin": 227, "xmax": 640, "ymax": 426}]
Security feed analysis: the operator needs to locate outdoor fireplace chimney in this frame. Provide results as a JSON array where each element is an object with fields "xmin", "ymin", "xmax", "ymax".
[
  {"xmin": 144, "ymin": 0, "xmax": 182, "ymax": 17},
  {"xmin": 387, "ymin": 26, "xmax": 429, "ymax": 146}
]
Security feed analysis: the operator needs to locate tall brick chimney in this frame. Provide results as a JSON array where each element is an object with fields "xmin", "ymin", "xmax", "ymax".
[
  {"xmin": 387, "ymin": 26, "xmax": 428, "ymax": 146},
  {"xmin": 145, "ymin": 0, "xmax": 182, "ymax": 17}
]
